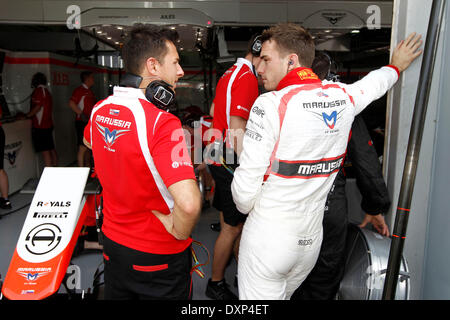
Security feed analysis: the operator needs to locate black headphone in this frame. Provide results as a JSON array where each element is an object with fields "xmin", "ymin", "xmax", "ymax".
[
  {"xmin": 119, "ymin": 73, "xmax": 176, "ymax": 110},
  {"xmin": 251, "ymin": 35, "xmax": 262, "ymax": 57},
  {"xmin": 249, "ymin": 34, "xmax": 262, "ymax": 75}
]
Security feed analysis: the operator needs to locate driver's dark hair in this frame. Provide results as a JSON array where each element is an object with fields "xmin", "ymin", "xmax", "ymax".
[
  {"xmin": 260, "ymin": 23, "xmax": 315, "ymax": 67},
  {"xmin": 121, "ymin": 23, "xmax": 179, "ymax": 75}
]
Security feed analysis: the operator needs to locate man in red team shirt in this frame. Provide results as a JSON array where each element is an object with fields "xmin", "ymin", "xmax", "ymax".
[
  {"xmin": 69, "ymin": 71, "xmax": 95, "ymax": 167},
  {"xmin": 83, "ymin": 24, "xmax": 201, "ymax": 300},
  {"xmin": 204, "ymin": 35, "xmax": 261, "ymax": 300},
  {"xmin": 26, "ymin": 72, "xmax": 57, "ymax": 168}
]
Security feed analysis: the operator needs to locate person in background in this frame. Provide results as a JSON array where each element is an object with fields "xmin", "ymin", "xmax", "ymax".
[
  {"xmin": 27, "ymin": 72, "xmax": 57, "ymax": 168},
  {"xmin": 291, "ymin": 51, "xmax": 390, "ymax": 300},
  {"xmin": 69, "ymin": 71, "xmax": 95, "ymax": 167},
  {"xmin": 0, "ymin": 104, "xmax": 11, "ymax": 210},
  {"xmin": 181, "ymin": 108, "xmax": 215, "ymax": 207},
  {"xmin": 204, "ymin": 34, "xmax": 261, "ymax": 300}
]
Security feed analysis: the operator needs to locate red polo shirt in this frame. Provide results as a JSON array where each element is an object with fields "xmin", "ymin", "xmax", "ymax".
[
  {"xmin": 30, "ymin": 85, "xmax": 53, "ymax": 129},
  {"xmin": 211, "ymin": 57, "xmax": 259, "ymax": 137},
  {"xmin": 70, "ymin": 84, "xmax": 96, "ymax": 121},
  {"xmin": 84, "ymin": 86, "xmax": 196, "ymax": 254}
]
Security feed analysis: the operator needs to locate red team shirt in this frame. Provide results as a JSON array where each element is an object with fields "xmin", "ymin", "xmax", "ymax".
[
  {"xmin": 84, "ymin": 87, "xmax": 196, "ymax": 254},
  {"xmin": 70, "ymin": 84, "xmax": 96, "ymax": 121},
  {"xmin": 30, "ymin": 85, "xmax": 53, "ymax": 129},
  {"xmin": 211, "ymin": 58, "xmax": 258, "ymax": 144},
  {"xmin": 209, "ymin": 58, "xmax": 259, "ymax": 164}
]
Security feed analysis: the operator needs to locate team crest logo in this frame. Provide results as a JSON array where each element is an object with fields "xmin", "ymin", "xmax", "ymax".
[
  {"xmin": 17, "ymin": 268, "xmax": 51, "ymax": 282},
  {"xmin": 5, "ymin": 150, "xmax": 19, "ymax": 166},
  {"xmin": 306, "ymin": 109, "xmax": 345, "ymax": 130},
  {"xmin": 322, "ymin": 111, "xmax": 338, "ymax": 129},
  {"xmin": 4, "ymin": 141, "xmax": 22, "ymax": 166},
  {"xmin": 321, "ymin": 11, "xmax": 347, "ymax": 25},
  {"xmin": 96, "ymin": 122, "xmax": 130, "ymax": 148}
]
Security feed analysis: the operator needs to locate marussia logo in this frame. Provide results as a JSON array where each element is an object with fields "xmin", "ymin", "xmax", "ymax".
[
  {"xmin": 322, "ymin": 111, "xmax": 337, "ymax": 129},
  {"xmin": 306, "ymin": 109, "xmax": 345, "ymax": 130},
  {"xmin": 321, "ymin": 11, "xmax": 347, "ymax": 25},
  {"xmin": 17, "ymin": 268, "xmax": 51, "ymax": 282},
  {"xmin": 96, "ymin": 122, "xmax": 130, "ymax": 148},
  {"xmin": 4, "ymin": 141, "xmax": 22, "ymax": 166}
]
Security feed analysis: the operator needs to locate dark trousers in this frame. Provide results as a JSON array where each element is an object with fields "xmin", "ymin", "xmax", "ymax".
[
  {"xmin": 291, "ymin": 180, "xmax": 348, "ymax": 300},
  {"xmin": 103, "ymin": 235, "xmax": 192, "ymax": 300},
  {"xmin": 0, "ymin": 127, "xmax": 4, "ymax": 170}
]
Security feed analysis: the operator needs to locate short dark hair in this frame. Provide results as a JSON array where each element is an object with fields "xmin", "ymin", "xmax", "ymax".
[
  {"xmin": 311, "ymin": 52, "xmax": 331, "ymax": 81},
  {"xmin": 31, "ymin": 72, "xmax": 47, "ymax": 88},
  {"xmin": 80, "ymin": 71, "xmax": 93, "ymax": 83},
  {"xmin": 260, "ymin": 23, "xmax": 315, "ymax": 67},
  {"xmin": 121, "ymin": 23, "xmax": 179, "ymax": 75}
]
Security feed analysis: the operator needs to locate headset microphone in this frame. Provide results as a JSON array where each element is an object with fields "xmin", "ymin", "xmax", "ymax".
[{"xmin": 285, "ymin": 60, "xmax": 294, "ymax": 76}]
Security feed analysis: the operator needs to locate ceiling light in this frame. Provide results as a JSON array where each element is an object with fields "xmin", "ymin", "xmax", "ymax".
[
  {"xmin": 107, "ymin": 37, "xmax": 112, "ymax": 40},
  {"xmin": 351, "ymin": 30, "xmax": 360, "ymax": 34},
  {"xmin": 116, "ymin": 26, "xmax": 123, "ymax": 30}
]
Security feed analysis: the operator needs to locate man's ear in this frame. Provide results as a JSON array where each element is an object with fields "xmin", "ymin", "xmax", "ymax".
[
  {"xmin": 288, "ymin": 53, "xmax": 300, "ymax": 68},
  {"xmin": 145, "ymin": 57, "xmax": 159, "ymax": 76}
]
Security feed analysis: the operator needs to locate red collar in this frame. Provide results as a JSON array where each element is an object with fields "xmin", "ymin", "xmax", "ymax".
[{"xmin": 276, "ymin": 67, "xmax": 321, "ymax": 91}]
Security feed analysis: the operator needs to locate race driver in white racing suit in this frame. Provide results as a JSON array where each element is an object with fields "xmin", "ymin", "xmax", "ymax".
[{"xmin": 231, "ymin": 23, "xmax": 423, "ymax": 300}]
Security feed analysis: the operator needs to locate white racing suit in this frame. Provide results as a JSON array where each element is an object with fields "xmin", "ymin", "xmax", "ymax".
[{"xmin": 231, "ymin": 66, "xmax": 399, "ymax": 300}]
